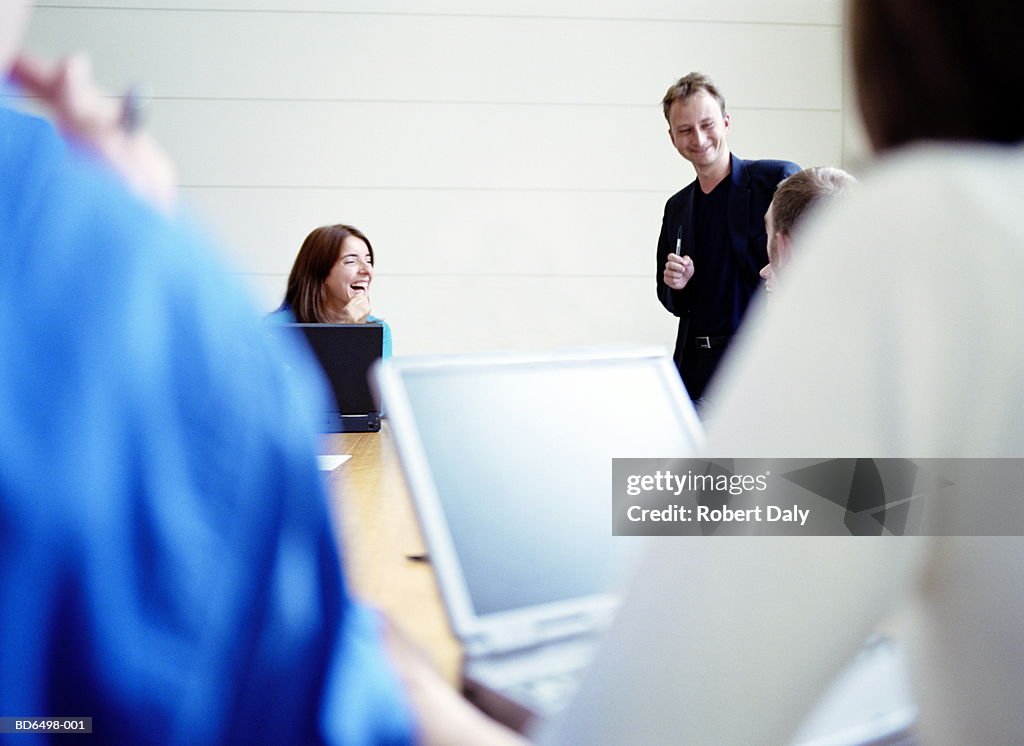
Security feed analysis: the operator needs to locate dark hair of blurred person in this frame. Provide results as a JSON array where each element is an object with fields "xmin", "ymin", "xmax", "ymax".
[{"xmin": 850, "ymin": 0, "xmax": 1024, "ymax": 151}]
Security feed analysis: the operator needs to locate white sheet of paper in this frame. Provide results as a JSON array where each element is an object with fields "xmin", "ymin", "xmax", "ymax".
[{"xmin": 317, "ymin": 454, "xmax": 352, "ymax": 472}]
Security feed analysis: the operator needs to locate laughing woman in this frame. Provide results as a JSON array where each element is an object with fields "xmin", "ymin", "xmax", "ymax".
[{"xmin": 275, "ymin": 223, "xmax": 392, "ymax": 357}]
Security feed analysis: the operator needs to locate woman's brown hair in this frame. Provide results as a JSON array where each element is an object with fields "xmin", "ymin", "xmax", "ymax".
[
  {"xmin": 850, "ymin": 0, "xmax": 1024, "ymax": 152},
  {"xmin": 282, "ymin": 224, "xmax": 374, "ymax": 323}
]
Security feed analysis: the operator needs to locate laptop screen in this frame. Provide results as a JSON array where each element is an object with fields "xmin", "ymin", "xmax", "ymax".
[
  {"xmin": 281, "ymin": 323, "xmax": 383, "ymax": 432},
  {"xmin": 383, "ymin": 350, "xmax": 703, "ymax": 619}
]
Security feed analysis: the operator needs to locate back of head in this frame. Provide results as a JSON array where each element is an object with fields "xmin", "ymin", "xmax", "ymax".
[
  {"xmin": 284, "ymin": 223, "xmax": 373, "ymax": 323},
  {"xmin": 850, "ymin": 0, "xmax": 1024, "ymax": 152},
  {"xmin": 771, "ymin": 167, "xmax": 856, "ymax": 237},
  {"xmin": 661, "ymin": 71, "xmax": 726, "ymax": 122}
]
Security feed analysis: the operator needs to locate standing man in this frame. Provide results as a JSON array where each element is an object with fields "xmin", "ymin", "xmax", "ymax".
[{"xmin": 657, "ymin": 72, "xmax": 799, "ymax": 405}]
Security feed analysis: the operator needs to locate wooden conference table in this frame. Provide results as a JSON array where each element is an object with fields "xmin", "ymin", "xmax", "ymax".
[{"xmin": 319, "ymin": 424, "xmax": 461, "ymax": 685}]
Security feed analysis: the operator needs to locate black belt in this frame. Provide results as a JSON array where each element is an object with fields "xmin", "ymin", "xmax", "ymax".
[{"xmin": 691, "ymin": 334, "xmax": 732, "ymax": 351}]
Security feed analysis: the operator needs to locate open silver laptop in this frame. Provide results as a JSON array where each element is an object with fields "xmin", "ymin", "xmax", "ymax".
[{"xmin": 374, "ymin": 347, "xmax": 703, "ymax": 731}]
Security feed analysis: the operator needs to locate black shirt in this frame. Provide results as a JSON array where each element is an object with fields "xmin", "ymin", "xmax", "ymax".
[{"xmin": 690, "ymin": 175, "xmax": 738, "ymax": 336}]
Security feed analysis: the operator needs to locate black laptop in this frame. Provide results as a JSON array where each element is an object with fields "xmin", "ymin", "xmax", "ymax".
[{"xmin": 285, "ymin": 323, "xmax": 383, "ymax": 433}]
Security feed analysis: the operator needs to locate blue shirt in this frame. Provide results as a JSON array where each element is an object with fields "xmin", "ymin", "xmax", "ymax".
[{"xmin": 0, "ymin": 107, "xmax": 414, "ymax": 745}]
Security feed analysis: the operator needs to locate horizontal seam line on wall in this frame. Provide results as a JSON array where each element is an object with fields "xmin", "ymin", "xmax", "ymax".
[
  {"xmin": 230, "ymin": 272, "xmax": 654, "ymax": 279},
  {"xmin": 181, "ymin": 185, "xmax": 672, "ymax": 193},
  {"xmin": 2, "ymin": 95, "xmax": 840, "ymax": 113},
  {"xmin": 142, "ymin": 99, "xmax": 844, "ymax": 113},
  {"xmin": 34, "ymin": 6, "xmax": 840, "ymax": 28}
]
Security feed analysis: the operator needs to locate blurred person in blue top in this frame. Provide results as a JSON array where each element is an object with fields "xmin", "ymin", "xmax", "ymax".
[
  {"xmin": 0, "ymin": 2, "xmax": 523, "ymax": 743},
  {"xmin": 274, "ymin": 224, "xmax": 393, "ymax": 358}
]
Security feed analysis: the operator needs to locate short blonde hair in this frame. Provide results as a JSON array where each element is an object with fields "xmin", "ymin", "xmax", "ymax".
[
  {"xmin": 771, "ymin": 167, "xmax": 855, "ymax": 237},
  {"xmin": 661, "ymin": 72, "xmax": 726, "ymax": 122}
]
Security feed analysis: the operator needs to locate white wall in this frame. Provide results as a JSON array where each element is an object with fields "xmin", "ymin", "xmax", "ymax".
[{"xmin": 27, "ymin": 0, "xmax": 848, "ymax": 356}]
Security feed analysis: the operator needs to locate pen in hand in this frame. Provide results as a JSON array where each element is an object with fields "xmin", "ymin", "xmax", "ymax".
[{"xmin": 664, "ymin": 225, "xmax": 693, "ymax": 290}]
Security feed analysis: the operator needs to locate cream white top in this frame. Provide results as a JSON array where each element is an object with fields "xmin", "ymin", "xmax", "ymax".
[{"xmin": 542, "ymin": 142, "xmax": 1024, "ymax": 745}]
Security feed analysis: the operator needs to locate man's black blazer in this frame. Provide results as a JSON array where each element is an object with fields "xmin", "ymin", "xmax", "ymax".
[{"xmin": 656, "ymin": 154, "xmax": 800, "ymax": 389}]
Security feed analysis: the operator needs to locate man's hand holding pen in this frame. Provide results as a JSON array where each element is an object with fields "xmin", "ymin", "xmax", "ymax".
[
  {"xmin": 10, "ymin": 53, "xmax": 177, "ymax": 214},
  {"xmin": 663, "ymin": 252, "xmax": 694, "ymax": 290}
]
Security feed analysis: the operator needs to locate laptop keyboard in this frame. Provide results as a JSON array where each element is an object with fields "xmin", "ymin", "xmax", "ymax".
[
  {"xmin": 471, "ymin": 637, "xmax": 595, "ymax": 717},
  {"xmin": 503, "ymin": 669, "xmax": 582, "ymax": 715}
]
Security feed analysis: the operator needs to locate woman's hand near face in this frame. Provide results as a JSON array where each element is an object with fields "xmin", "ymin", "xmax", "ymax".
[{"xmin": 338, "ymin": 293, "xmax": 372, "ymax": 324}]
